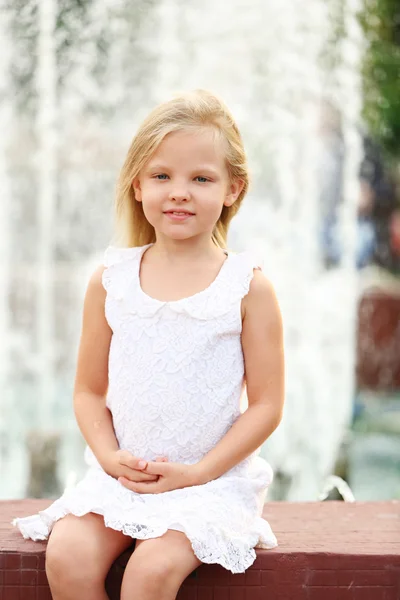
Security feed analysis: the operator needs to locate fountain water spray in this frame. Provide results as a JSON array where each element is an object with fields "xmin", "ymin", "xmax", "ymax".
[{"xmin": 1, "ymin": 0, "xmax": 365, "ymax": 500}]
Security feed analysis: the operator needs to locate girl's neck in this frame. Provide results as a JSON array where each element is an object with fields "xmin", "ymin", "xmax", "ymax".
[{"xmin": 149, "ymin": 235, "xmax": 224, "ymax": 264}]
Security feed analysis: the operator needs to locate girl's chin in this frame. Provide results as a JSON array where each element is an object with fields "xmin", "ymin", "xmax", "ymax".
[
  {"xmin": 161, "ymin": 231, "xmax": 196, "ymax": 240},
  {"xmin": 154, "ymin": 221, "xmax": 195, "ymax": 236}
]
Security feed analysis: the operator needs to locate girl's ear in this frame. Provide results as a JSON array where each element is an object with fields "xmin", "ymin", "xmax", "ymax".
[
  {"xmin": 132, "ymin": 177, "xmax": 142, "ymax": 202},
  {"xmin": 224, "ymin": 178, "xmax": 244, "ymax": 207}
]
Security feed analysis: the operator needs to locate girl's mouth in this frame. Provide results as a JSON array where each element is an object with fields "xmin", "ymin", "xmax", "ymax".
[{"xmin": 163, "ymin": 211, "xmax": 195, "ymax": 221}]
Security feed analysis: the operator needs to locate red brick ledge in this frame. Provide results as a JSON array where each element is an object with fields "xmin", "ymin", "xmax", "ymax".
[{"xmin": 1, "ymin": 500, "xmax": 399, "ymax": 599}]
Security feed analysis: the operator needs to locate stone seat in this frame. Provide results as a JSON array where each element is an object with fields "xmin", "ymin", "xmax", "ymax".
[{"xmin": 1, "ymin": 499, "xmax": 399, "ymax": 599}]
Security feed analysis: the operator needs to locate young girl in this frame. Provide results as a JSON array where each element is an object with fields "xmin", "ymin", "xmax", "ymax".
[{"xmin": 14, "ymin": 89, "xmax": 285, "ymax": 600}]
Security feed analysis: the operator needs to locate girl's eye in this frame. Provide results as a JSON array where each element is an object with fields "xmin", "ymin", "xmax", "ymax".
[{"xmin": 153, "ymin": 174, "xmax": 209, "ymax": 182}]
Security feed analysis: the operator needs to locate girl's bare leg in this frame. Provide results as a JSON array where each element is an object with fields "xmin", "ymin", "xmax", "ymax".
[
  {"xmin": 46, "ymin": 512, "xmax": 133, "ymax": 600},
  {"xmin": 121, "ymin": 530, "xmax": 201, "ymax": 600}
]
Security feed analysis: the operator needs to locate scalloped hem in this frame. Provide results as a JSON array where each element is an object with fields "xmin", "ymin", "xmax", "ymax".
[{"xmin": 13, "ymin": 508, "xmax": 277, "ymax": 574}]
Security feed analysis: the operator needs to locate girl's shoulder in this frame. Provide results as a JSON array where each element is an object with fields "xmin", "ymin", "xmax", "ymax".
[
  {"xmin": 226, "ymin": 247, "xmax": 264, "ymax": 280},
  {"xmin": 228, "ymin": 247, "xmax": 279, "ymax": 304},
  {"xmin": 100, "ymin": 245, "xmax": 149, "ymax": 302}
]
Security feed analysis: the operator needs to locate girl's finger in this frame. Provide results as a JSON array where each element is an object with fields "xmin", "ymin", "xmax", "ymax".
[
  {"xmin": 120, "ymin": 467, "xmax": 158, "ymax": 482},
  {"xmin": 145, "ymin": 461, "xmax": 169, "ymax": 476},
  {"xmin": 119, "ymin": 477, "xmax": 162, "ymax": 494},
  {"xmin": 136, "ymin": 472, "xmax": 158, "ymax": 481},
  {"xmin": 120, "ymin": 454, "xmax": 147, "ymax": 470}
]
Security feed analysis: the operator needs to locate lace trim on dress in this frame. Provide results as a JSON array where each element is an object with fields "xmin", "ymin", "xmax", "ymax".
[
  {"xmin": 12, "ymin": 491, "xmax": 277, "ymax": 574},
  {"xmin": 102, "ymin": 244, "xmax": 263, "ymax": 320}
]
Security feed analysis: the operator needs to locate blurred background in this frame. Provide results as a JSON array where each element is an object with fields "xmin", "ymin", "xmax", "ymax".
[{"xmin": 0, "ymin": 0, "xmax": 399, "ymax": 503}]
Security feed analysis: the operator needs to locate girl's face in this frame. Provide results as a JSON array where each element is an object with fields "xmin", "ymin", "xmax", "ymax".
[{"xmin": 133, "ymin": 128, "xmax": 243, "ymax": 241}]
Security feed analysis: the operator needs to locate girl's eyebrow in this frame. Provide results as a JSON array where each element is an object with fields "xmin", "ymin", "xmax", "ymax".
[
  {"xmin": 145, "ymin": 163, "xmax": 169, "ymax": 171},
  {"xmin": 146, "ymin": 163, "xmax": 220, "ymax": 176}
]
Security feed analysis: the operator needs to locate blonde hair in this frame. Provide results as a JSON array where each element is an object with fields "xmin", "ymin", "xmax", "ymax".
[{"xmin": 113, "ymin": 89, "xmax": 249, "ymax": 247}]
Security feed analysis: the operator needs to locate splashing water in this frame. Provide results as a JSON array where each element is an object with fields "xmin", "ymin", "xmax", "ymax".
[{"xmin": 0, "ymin": 0, "xmax": 364, "ymax": 500}]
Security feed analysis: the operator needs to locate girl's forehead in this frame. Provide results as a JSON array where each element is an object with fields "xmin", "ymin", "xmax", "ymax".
[{"xmin": 148, "ymin": 128, "xmax": 227, "ymax": 168}]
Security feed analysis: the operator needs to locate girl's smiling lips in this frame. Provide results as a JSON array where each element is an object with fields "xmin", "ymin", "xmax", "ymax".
[{"xmin": 163, "ymin": 209, "xmax": 195, "ymax": 221}]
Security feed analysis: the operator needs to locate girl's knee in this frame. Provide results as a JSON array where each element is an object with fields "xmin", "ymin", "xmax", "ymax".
[
  {"xmin": 122, "ymin": 532, "xmax": 201, "ymax": 597},
  {"xmin": 124, "ymin": 553, "xmax": 180, "ymax": 591},
  {"xmin": 46, "ymin": 538, "xmax": 86, "ymax": 586},
  {"xmin": 135, "ymin": 551, "xmax": 175, "ymax": 577},
  {"xmin": 46, "ymin": 522, "xmax": 102, "ymax": 585}
]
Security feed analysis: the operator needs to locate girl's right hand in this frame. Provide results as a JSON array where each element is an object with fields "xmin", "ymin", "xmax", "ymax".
[{"xmin": 103, "ymin": 450, "xmax": 167, "ymax": 483}]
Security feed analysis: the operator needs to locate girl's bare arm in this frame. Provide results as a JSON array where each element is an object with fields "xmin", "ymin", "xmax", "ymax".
[
  {"xmin": 193, "ymin": 270, "xmax": 285, "ymax": 484},
  {"xmin": 73, "ymin": 265, "xmax": 157, "ymax": 481},
  {"xmin": 73, "ymin": 265, "xmax": 119, "ymax": 470}
]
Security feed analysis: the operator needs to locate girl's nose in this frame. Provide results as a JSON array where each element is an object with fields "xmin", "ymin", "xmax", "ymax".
[{"xmin": 168, "ymin": 188, "xmax": 191, "ymax": 202}]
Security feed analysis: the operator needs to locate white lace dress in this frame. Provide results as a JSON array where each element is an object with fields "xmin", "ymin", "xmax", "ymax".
[{"xmin": 14, "ymin": 244, "xmax": 277, "ymax": 573}]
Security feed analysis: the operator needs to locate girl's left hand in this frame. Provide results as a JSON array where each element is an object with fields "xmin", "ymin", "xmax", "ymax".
[{"xmin": 118, "ymin": 460, "xmax": 200, "ymax": 494}]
